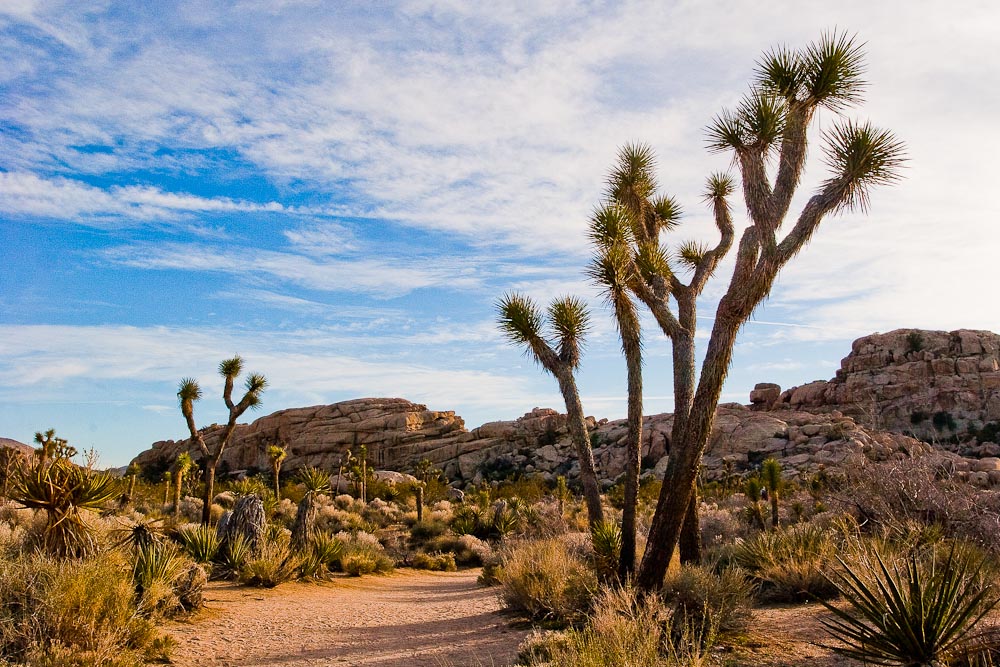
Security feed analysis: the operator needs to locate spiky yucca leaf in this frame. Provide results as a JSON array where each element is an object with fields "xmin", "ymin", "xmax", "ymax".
[
  {"xmin": 548, "ymin": 296, "xmax": 590, "ymax": 367},
  {"xmin": 823, "ymin": 120, "xmax": 906, "ymax": 212},
  {"xmin": 704, "ymin": 172, "xmax": 735, "ymax": 201},
  {"xmin": 651, "ymin": 194, "xmax": 682, "ymax": 229},
  {"xmin": 591, "ymin": 519, "xmax": 623, "ymax": 581},
  {"xmin": 496, "ymin": 292, "xmax": 544, "ymax": 347},
  {"xmin": 756, "ymin": 44, "xmax": 805, "ymax": 100},
  {"xmin": 761, "ymin": 458, "xmax": 782, "ymax": 493},
  {"xmin": 822, "ymin": 545, "xmax": 999, "ymax": 666},
  {"xmin": 11, "ymin": 460, "xmax": 121, "ymax": 558},
  {"xmin": 635, "ymin": 241, "xmax": 673, "ymax": 285},
  {"xmin": 607, "ymin": 142, "xmax": 658, "ymax": 209},
  {"xmin": 588, "ymin": 243, "xmax": 635, "ymax": 294},
  {"xmin": 803, "ymin": 30, "xmax": 867, "ymax": 110},
  {"xmin": 177, "ymin": 523, "xmax": 219, "ymax": 563},
  {"xmin": 588, "ymin": 203, "xmax": 635, "ymax": 250},
  {"xmin": 706, "ymin": 108, "xmax": 747, "ymax": 153},
  {"xmin": 218, "ymin": 356, "xmax": 244, "ymax": 378},
  {"xmin": 678, "ymin": 240, "xmax": 709, "ymax": 270},
  {"xmin": 298, "ymin": 466, "xmax": 331, "ymax": 493},
  {"xmin": 244, "ymin": 372, "xmax": 267, "ymax": 396},
  {"xmin": 738, "ymin": 92, "xmax": 787, "ymax": 151},
  {"xmin": 177, "ymin": 378, "xmax": 202, "ymax": 409}
]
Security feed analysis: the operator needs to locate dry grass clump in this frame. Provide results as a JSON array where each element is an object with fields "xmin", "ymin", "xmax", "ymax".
[
  {"xmin": 496, "ymin": 535, "xmax": 598, "ymax": 626},
  {"xmin": 239, "ymin": 535, "xmax": 303, "ymax": 588},
  {"xmin": 423, "ymin": 533, "xmax": 493, "ymax": 566},
  {"xmin": 515, "ymin": 585, "xmax": 718, "ymax": 667},
  {"xmin": 336, "ymin": 531, "xmax": 394, "ymax": 576},
  {"xmin": 0, "ymin": 551, "xmax": 175, "ymax": 666},
  {"xmin": 733, "ymin": 523, "xmax": 840, "ymax": 602},
  {"xmin": 660, "ymin": 564, "xmax": 754, "ymax": 635}
]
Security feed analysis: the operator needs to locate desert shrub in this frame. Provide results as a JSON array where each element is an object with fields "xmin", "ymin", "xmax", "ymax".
[
  {"xmin": 132, "ymin": 542, "xmax": 188, "ymax": 615},
  {"xmin": 836, "ymin": 455, "xmax": 1000, "ymax": 553},
  {"xmin": 661, "ymin": 564, "xmax": 754, "ymax": 635},
  {"xmin": 315, "ymin": 502, "xmax": 369, "ymax": 534},
  {"xmin": 335, "ymin": 531, "xmax": 394, "ymax": 576},
  {"xmin": 0, "ymin": 551, "xmax": 172, "ymax": 665},
  {"xmin": 823, "ymin": 542, "xmax": 999, "ymax": 666},
  {"xmin": 699, "ymin": 502, "xmax": 749, "ymax": 550},
  {"xmin": 411, "ymin": 551, "xmax": 457, "ymax": 571},
  {"xmin": 424, "ymin": 533, "xmax": 493, "ymax": 566},
  {"xmin": 517, "ymin": 584, "xmax": 717, "ymax": 667},
  {"xmin": 733, "ymin": 523, "xmax": 839, "ymax": 601},
  {"xmin": 449, "ymin": 505, "xmax": 481, "ymax": 536},
  {"xmin": 175, "ymin": 523, "xmax": 219, "ymax": 564},
  {"xmin": 361, "ymin": 497, "xmax": 402, "ymax": 527},
  {"xmin": 409, "ymin": 518, "xmax": 448, "ymax": 541},
  {"xmin": 239, "ymin": 538, "xmax": 303, "ymax": 588},
  {"xmin": 496, "ymin": 536, "xmax": 598, "ymax": 626}
]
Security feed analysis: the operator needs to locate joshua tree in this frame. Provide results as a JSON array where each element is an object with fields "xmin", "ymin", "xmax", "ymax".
[
  {"xmin": 173, "ymin": 452, "xmax": 193, "ymax": 519},
  {"xmin": 33, "ymin": 428, "xmax": 76, "ymax": 469},
  {"xmin": 497, "ymin": 293, "xmax": 604, "ymax": 527},
  {"xmin": 178, "ymin": 355, "xmax": 267, "ymax": 525},
  {"xmin": 121, "ymin": 461, "xmax": 141, "ymax": 506},
  {"xmin": 628, "ymin": 32, "xmax": 903, "ymax": 591},
  {"xmin": 163, "ymin": 471, "xmax": 172, "ymax": 506},
  {"xmin": 761, "ymin": 457, "xmax": 783, "ymax": 529},
  {"xmin": 588, "ymin": 209, "xmax": 644, "ymax": 578},
  {"xmin": 266, "ymin": 443, "xmax": 287, "ymax": 501}
]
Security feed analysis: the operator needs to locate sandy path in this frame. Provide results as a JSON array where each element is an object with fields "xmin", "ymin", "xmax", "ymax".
[{"xmin": 165, "ymin": 569, "xmax": 527, "ymax": 667}]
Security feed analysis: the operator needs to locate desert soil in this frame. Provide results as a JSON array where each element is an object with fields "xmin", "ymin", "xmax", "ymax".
[{"xmin": 164, "ymin": 569, "xmax": 528, "ymax": 667}]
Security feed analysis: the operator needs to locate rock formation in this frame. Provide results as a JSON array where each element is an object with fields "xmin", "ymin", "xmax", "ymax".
[
  {"xmin": 751, "ymin": 328, "xmax": 1000, "ymax": 442},
  {"xmin": 130, "ymin": 329, "xmax": 1000, "ymax": 490}
]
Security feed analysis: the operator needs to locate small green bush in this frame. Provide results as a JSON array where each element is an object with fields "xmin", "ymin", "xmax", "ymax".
[
  {"xmin": 411, "ymin": 551, "xmax": 457, "ymax": 571},
  {"xmin": 175, "ymin": 523, "xmax": 219, "ymax": 564}
]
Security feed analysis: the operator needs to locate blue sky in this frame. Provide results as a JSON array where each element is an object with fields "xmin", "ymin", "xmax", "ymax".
[{"xmin": 2, "ymin": 1, "xmax": 999, "ymax": 466}]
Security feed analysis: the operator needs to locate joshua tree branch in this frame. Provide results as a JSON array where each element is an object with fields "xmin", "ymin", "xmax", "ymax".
[{"xmin": 770, "ymin": 102, "xmax": 814, "ymax": 223}]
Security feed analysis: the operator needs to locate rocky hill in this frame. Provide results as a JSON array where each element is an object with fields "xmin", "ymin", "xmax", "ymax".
[
  {"xmin": 751, "ymin": 328, "xmax": 1000, "ymax": 447},
  {"xmin": 131, "ymin": 329, "xmax": 1000, "ymax": 489},
  {"xmin": 0, "ymin": 438, "xmax": 33, "ymax": 459}
]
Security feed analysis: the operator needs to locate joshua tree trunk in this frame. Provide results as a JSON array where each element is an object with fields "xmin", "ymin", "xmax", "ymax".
[
  {"xmin": 556, "ymin": 369, "xmax": 605, "ymax": 526},
  {"xmin": 616, "ymin": 306, "xmax": 643, "ymax": 579},
  {"xmin": 173, "ymin": 470, "xmax": 183, "ymax": 519},
  {"xmin": 201, "ymin": 457, "xmax": 217, "ymax": 524},
  {"xmin": 770, "ymin": 493, "xmax": 780, "ymax": 530},
  {"xmin": 415, "ymin": 484, "xmax": 424, "ymax": 522},
  {"xmin": 272, "ymin": 461, "xmax": 281, "ymax": 500},
  {"xmin": 291, "ymin": 491, "xmax": 317, "ymax": 552}
]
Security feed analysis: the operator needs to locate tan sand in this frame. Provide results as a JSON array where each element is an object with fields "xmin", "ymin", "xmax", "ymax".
[{"xmin": 165, "ymin": 569, "xmax": 527, "ymax": 667}]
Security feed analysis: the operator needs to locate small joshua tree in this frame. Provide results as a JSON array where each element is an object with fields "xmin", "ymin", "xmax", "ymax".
[
  {"xmin": 34, "ymin": 428, "xmax": 76, "ymax": 470},
  {"xmin": 266, "ymin": 443, "xmax": 287, "ymax": 501},
  {"xmin": 173, "ymin": 452, "xmax": 194, "ymax": 520},
  {"xmin": 178, "ymin": 355, "xmax": 267, "ymax": 525},
  {"xmin": 761, "ymin": 458, "xmax": 783, "ymax": 529},
  {"xmin": 497, "ymin": 293, "xmax": 604, "ymax": 527}
]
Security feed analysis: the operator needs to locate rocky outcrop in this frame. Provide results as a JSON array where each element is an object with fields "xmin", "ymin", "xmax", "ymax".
[
  {"xmin": 750, "ymin": 329, "xmax": 1000, "ymax": 441},
  {"xmin": 131, "ymin": 329, "xmax": 1000, "ymax": 490}
]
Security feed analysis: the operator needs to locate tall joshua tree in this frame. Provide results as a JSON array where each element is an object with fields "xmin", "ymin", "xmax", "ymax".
[
  {"xmin": 178, "ymin": 355, "xmax": 267, "ymax": 525},
  {"xmin": 587, "ymin": 207, "xmax": 644, "ymax": 578},
  {"xmin": 628, "ymin": 32, "xmax": 904, "ymax": 591},
  {"xmin": 497, "ymin": 293, "xmax": 605, "ymax": 527}
]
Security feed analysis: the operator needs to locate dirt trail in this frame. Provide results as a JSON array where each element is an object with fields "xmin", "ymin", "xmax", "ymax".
[{"xmin": 165, "ymin": 569, "xmax": 527, "ymax": 667}]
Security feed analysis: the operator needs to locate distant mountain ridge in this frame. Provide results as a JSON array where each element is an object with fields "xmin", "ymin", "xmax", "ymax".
[{"xmin": 0, "ymin": 438, "xmax": 33, "ymax": 458}]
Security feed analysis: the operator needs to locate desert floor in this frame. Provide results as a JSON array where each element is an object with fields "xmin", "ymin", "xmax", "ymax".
[
  {"xmin": 164, "ymin": 569, "xmax": 528, "ymax": 667},
  {"xmin": 164, "ymin": 568, "xmax": 860, "ymax": 667}
]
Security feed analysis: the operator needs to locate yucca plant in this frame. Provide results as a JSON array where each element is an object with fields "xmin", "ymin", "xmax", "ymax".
[
  {"xmin": 10, "ymin": 459, "xmax": 120, "ymax": 558},
  {"xmin": 591, "ymin": 519, "xmax": 623, "ymax": 583},
  {"xmin": 822, "ymin": 544, "xmax": 999, "ymax": 666},
  {"xmin": 176, "ymin": 523, "xmax": 220, "ymax": 563},
  {"xmin": 291, "ymin": 466, "xmax": 331, "ymax": 550}
]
